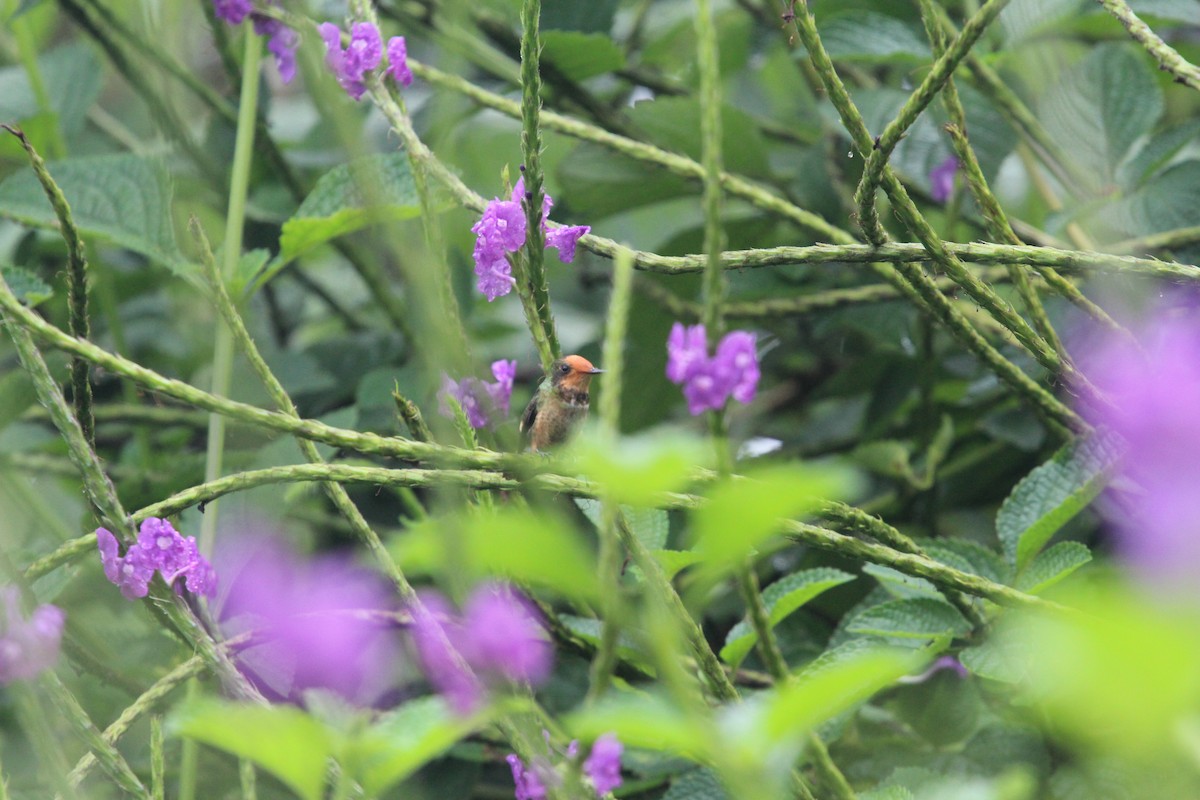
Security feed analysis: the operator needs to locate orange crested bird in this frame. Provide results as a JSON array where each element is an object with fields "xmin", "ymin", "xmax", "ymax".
[{"xmin": 519, "ymin": 355, "xmax": 604, "ymax": 452}]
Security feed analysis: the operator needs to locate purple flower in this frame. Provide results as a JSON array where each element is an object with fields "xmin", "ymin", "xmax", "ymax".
[
  {"xmin": 0, "ymin": 588, "xmax": 64, "ymax": 684},
  {"xmin": 584, "ymin": 734, "xmax": 624, "ymax": 795},
  {"xmin": 438, "ymin": 359, "xmax": 518, "ymax": 428},
  {"xmin": 506, "ymin": 754, "xmax": 548, "ymax": 800},
  {"xmin": 665, "ymin": 322, "xmax": 761, "ymax": 415},
  {"xmin": 386, "ymin": 36, "xmax": 413, "ymax": 87},
  {"xmin": 1079, "ymin": 308, "xmax": 1200, "ymax": 588},
  {"xmin": 96, "ymin": 519, "xmax": 215, "ymax": 600},
  {"xmin": 213, "ymin": 0, "xmax": 252, "ymax": 25},
  {"xmin": 217, "ymin": 536, "xmax": 401, "ymax": 705},
  {"xmin": 253, "ymin": 16, "xmax": 299, "ymax": 84},
  {"xmin": 319, "ymin": 21, "xmax": 383, "ymax": 100},
  {"xmin": 929, "ymin": 155, "xmax": 959, "ymax": 204},
  {"xmin": 460, "ymin": 583, "xmax": 553, "ymax": 685},
  {"xmin": 470, "ymin": 177, "xmax": 590, "ymax": 300},
  {"xmin": 409, "ymin": 583, "xmax": 553, "ymax": 715}
]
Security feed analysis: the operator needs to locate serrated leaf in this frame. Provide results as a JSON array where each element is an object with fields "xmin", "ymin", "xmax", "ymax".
[
  {"xmin": 353, "ymin": 697, "xmax": 476, "ymax": 796},
  {"xmin": 1118, "ymin": 119, "xmax": 1200, "ymax": 189},
  {"xmin": 997, "ymin": 432, "xmax": 1119, "ymax": 569},
  {"xmin": 576, "ymin": 500, "xmax": 669, "ymax": 551},
  {"xmin": 847, "ymin": 598, "xmax": 971, "ymax": 640},
  {"xmin": 1038, "ymin": 43, "xmax": 1163, "ymax": 190},
  {"xmin": 820, "ymin": 12, "xmax": 930, "ymax": 63},
  {"xmin": 0, "ymin": 44, "xmax": 101, "ymax": 138},
  {"xmin": 1100, "ymin": 159, "xmax": 1200, "ymax": 238},
  {"xmin": 560, "ymin": 614, "xmax": 653, "ymax": 672},
  {"xmin": 170, "ymin": 700, "xmax": 332, "ymax": 800},
  {"xmin": 0, "ymin": 265, "xmax": 52, "ymax": 306},
  {"xmin": 542, "ymin": 31, "xmax": 625, "ymax": 81},
  {"xmin": 959, "ymin": 638, "xmax": 1032, "ymax": 684},
  {"xmin": 861, "ymin": 564, "xmax": 940, "ymax": 600},
  {"xmin": 0, "ymin": 154, "xmax": 186, "ymax": 272},
  {"xmin": 721, "ymin": 568, "xmax": 856, "ymax": 666},
  {"xmin": 1016, "ymin": 541, "xmax": 1092, "ymax": 594},
  {"xmin": 651, "ymin": 549, "xmax": 703, "ymax": 579},
  {"xmin": 271, "ymin": 153, "xmax": 422, "ymax": 276},
  {"xmin": 663, "ymin": 768, "xmax": 729, "ymax": 800}
]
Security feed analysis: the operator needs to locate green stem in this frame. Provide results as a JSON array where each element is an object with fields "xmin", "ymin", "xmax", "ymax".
[
  {"xmin": 199, "ymin": 28, "xmax": 261, "ymax": 558},
  {"xmin": 192, "ymin": 219, "xmax": 417, "ymax": 602},
  {"xmin": 518, "ymin": 0, "xmax": 559, "ymax": 363},
  {"xmin": 2, "ymin": 126, "xmax": 93, "ymax": 448},
  {"xmin": 15, "ymin": 684, "xmax": 78, "ymax": 800},
  {"xmin": 151, "ymin": 717, "xmax": 165, "ymax": 800},
  {"xmin": 240, "ymin": 761, "xmax": 257, "ymax": 800},
  {"xmin": 1095, "ymin": 0, "xmax": 1200, "ymax": 91}
]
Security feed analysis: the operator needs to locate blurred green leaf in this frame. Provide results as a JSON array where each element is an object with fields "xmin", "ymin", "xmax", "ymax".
[
  {"xmin": 721, "ymin": 568, "xmax": 856, "ymax": 666},
  {"xmin": 542, "ymin": 31, "xmax": 625, "ymax": 81},
  {"xmin": 996, "ymin": 433, "xmax": 1118, "ymax": 569},
  {"xmin": 569, "ymin": 428, "xmax": 709, "ymax": 506},
  {"xmin": 1099, "ymin": 159, "xmax": 1200, "ymax": 238},
  {"xmin": 269, "ymin": 153, "xmax": 422, "ymax": 279},
  {"xmin": 691, "ymin": 463, "xmax": 854, "ymax": 569},
  {"xmin": 1015, "ymin": 542, "xmax": 1092, "ymax": 594},
  {"xmin": 0, "ymin": 154, "xmax": 186, "ymax": 272},
  {"xmin": 568, "ymin": 693, "xmax": 707, "ymax": 758},
  {"xmin": 1118, "ymin": 119, "xmax": 1200, "ymax": 189},
  {"xmin": 1038, "ymin": 44, "xmax": 1162, "ymax": 189},
  {"xmin": 576, "ymin": 500, "xmax": 669, "ymax": 551},
  {"xmin": 662, "ymin": 768, "xmax": 728, "ymax": 800},
  {"xmin": 353, "ymin": 697, "xmax": 477, "ymax": 796},
  {"xmin": 171, "ymin": 700, "xmax": 333, "ymax": 800},
  {"xmin": 819, "ymin": 12, "xmax": 930, "ymax": 63},
  {"xmin": 0, "ymin": 43, "xmax": 100, "ymax": 138},
  {"xmin": 847, "ymin": 598, "xmax": 970, "ymax": 640},
  {"xmin": 541, "ymin": 0, "xmax": 618, "ymax": 32},
  {"xmin": 0, "ymin": 264, "xmax": 51, "ymax": 306}
]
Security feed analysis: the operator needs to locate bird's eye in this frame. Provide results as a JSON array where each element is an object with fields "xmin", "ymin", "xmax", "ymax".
[{"xmin": 559, "ymin": 363, "xmax": 571, "ymax": 374}]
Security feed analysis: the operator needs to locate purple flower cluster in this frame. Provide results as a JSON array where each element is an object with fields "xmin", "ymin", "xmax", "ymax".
[
  {"xmin": 471, "ymin": 176, "xmax": 591, "ymax": 301},
  {"xmin": 929, "ymin": 155, "xmax": 960, "ymax": 204},
  {"xmin": 506, "ymin": 733, "xmax": 624, "ymax": 799},
  {"xmin": 438, "ymin": 359, "xmax": 517, "ymax": 429},
  {"xmin": 217, "ymin": 535, "xmax": 401, "ymax": 705},
  {"xmin": 666, "ymin": 322, "xmax": 760, "ymax": 415},
  {"xmin": 318, "ymin": 22, "xmax": 412, "ymax": 101},
  {"xmin": 410, "ymin": 583, "xmax": 552, "ymax": 715},
  {"xmin": 0, "ymin": 588, "xmax": 64, "ymax": 684},
  {"xmin": 96, "ymin": 518, "xmax": 216, "ymax": 600},
  {"xmin": 212, "ymin": 1, "xmax": 298, "ymax": 83},
  {"xmin": 1079, "ymin": 306, "xmax": 1200, "ymax": 589}
]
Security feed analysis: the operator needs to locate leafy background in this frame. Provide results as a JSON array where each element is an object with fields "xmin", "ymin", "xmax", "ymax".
[{"xmin": 1, "ymin": 0, "xmax": 1199, "ymax": 798}]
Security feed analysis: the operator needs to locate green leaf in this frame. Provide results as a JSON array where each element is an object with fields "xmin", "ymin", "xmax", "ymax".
[
  {"xmin": 691, "ymin": 463, "xmax": 855, "ymax": 570},
  {"xmin": 568, "ymin": 693, "xmax": 707, "ymax": 758},
  {"xmin": 0, "ymin": 43, "xmax": 101, "ymax": 138},
  {"xmin": 1100, "ymin": 159, "xmax": 1200, "ymax": 238},
  {"xmin": 721, "ymin": 568, "xmax": 856, "ymax": 666},
  {"xmin": 541, "ymin": 0, "xmax": 618, "ymax": 32},
  {"xmin": 861, "ymin": 788, "xmax": 916, "ymax": 800},
  {"xmin": 560, "ymin": 615, "xmax": 653, "ymax": 673},
  {"xmin": 0, "ymin": 265, "xmax": 51, "ymax": 306},
  {"xmin": 996, "ymin": 432, "xmax": 1119, "ymax": 569},
  {"xmin": 353, "ymin": 697, "xmax": 477, "ymax": 796},
  {"xmin": 1037, "ymin": 44, "xmax": 1163, "ymax": 189},
  {"xmin": 0, "ymin": 154, "xmax": 185, "ymax": 272},
  {"xmin": 231, "ymin": 248, "xmax": 271, "ymax": 298},
  {"xmin": 170, "ymin": 700, "xmax": 332, "ymax": 800},
  {"xmin": 651, "ymin": 549, "xmax": 704, "ymax": 579},
  {"xmin": 1118, "ymin": 119, "xmax": 1200, "ymax": 188},
  {"xmin": 819, "ymin": 12, "xmax": 930, "ymax": 63},
  {"xmin": 1016, "ymin": 541, "xmax": 1092, "ymax": 594},
  {"xmin": 959, "ymin": 637, "xmax": 1033, "ymax": 684},
  {"xmin": 570, "ymin": 428, "xmax": 710, "ymax": 506},
  {"xmin": 847, "ymin": 598, "xmax": 971, "ymax": 640},
  {"xmin": 271, "ymin": 153, "xmax": 422, "ymax": 276},
  {"xmin": 576, "ymin": 500, "xmax": 669, "ymax": 551},
  {"xmin": 663, "ymin": 769, "xmax": 729, "ymax": 800},
  {"xmin": 542, "ymin": 31, "xmax": 625, "ymax": 81},
  {"xmin": 759, "ymin": 647, "xmax": 924, "ymax": 742}
]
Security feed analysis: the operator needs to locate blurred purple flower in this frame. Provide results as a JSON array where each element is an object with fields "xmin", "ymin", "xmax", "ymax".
[
  {"xmin": 217, "ymin": 536, "xmax": 400, "ymax": 705},
  {"xmin": 929, "ymin": 155, "xmax": 959, "ymax": 204},
  {"xmin": 666, "ymin": 322, "xmax": 761, "ymax": 415},
  {"xmin": 213, "ymin": 0, "xmax": 252, "ymax": 24},
  {"xmin": 506, "ymin": 754, "xmax": 548, "ymax": 800},
  {"xmin": 252, "ymin": 16, "xmax": 299, "ymax": 84},
  {"xmin": 96, "ymin": 518, "xmax": 215, "ymax": 600},
  {"xmin": 319, "ymin": 21, "xmax": 383, "ymax": 100},
  {"xmin": 409, "ymin": 582, "xmax": 552, "ymax": 714},
  {"xmin": 584, "ymin": 734, "xmax": 624, "ymax": 795},
  {"xmin": 386, "ymin": 36, "xmax": 414, "ymax": 87},
  {"xmin": 0, "ymin": 588, "xmax": 64, "ymax": 684},
  {"xmin": 470, "ymin": 177, "xmax": 590, "ymax": 301},
  {"xmin": 899, "ymin": 655, "xmax": 969, "ymax": 684},
  {"xmin": 1080, "ymin": 310, "xmax": 1200, "ymax": 586},
  {"xmin": 438, "ymin": 359, "xmax": 518, "ymax": 429}
]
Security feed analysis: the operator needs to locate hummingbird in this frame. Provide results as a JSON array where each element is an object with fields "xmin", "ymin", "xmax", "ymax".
[{"xmin": 519, "ymin": 355, "xmax": 604, "ymax": 452}]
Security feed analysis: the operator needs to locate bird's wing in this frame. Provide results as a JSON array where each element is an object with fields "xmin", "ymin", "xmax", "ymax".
[{"xmin": 519, "ymin": 393, "xmax": 539, "ymax": 436}]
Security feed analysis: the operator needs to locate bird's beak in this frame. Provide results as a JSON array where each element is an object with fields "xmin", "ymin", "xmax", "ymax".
[{"xmin": 587, "ymin": 368, "xmax": 605, "ymax": 374}]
